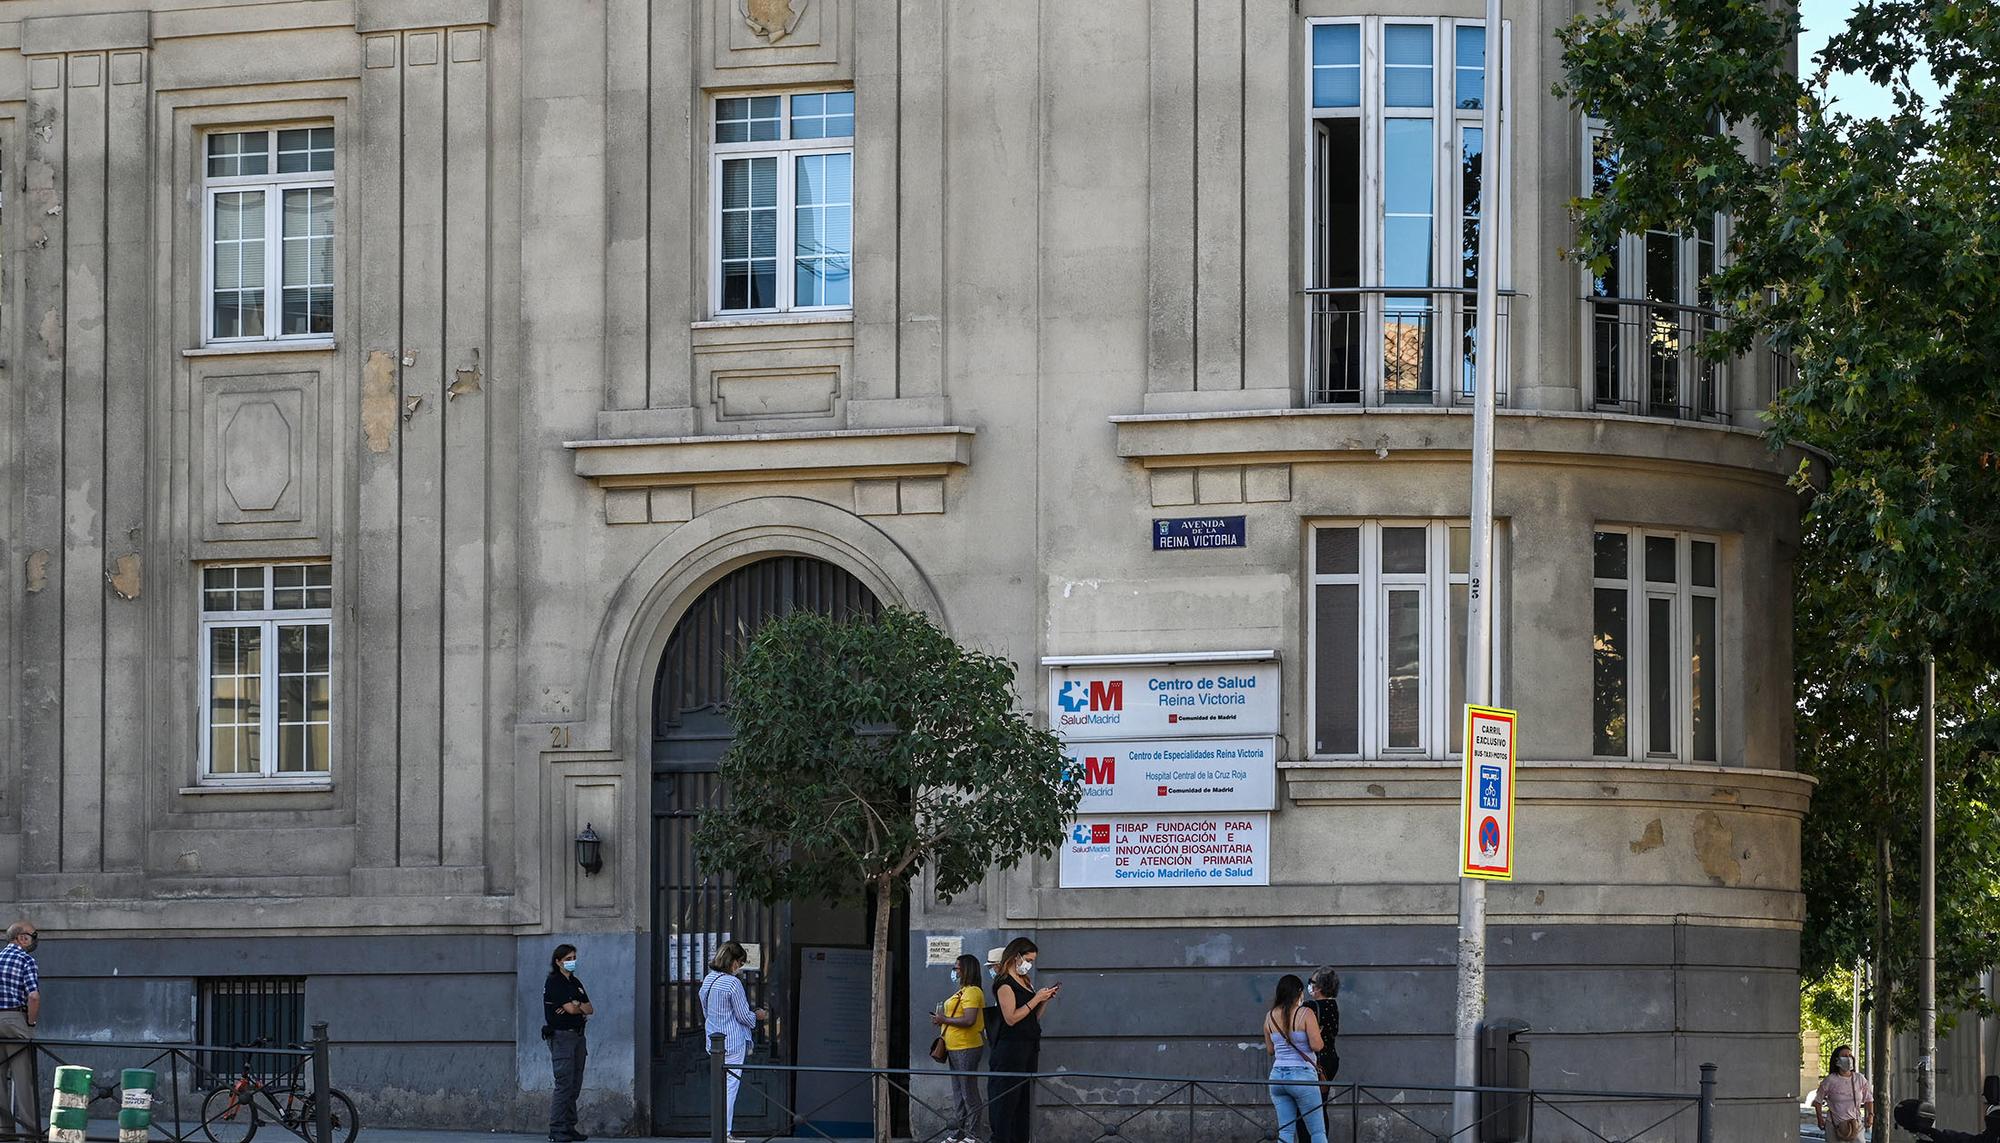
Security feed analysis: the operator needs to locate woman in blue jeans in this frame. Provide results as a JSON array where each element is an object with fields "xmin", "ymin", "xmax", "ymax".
[{"xmin": 1262, "ymin": 974, "xmax": 1327, "ymax": 1143}]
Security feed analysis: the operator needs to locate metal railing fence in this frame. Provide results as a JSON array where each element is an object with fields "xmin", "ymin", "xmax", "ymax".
[
  {"xmin": 1584, "ymin": 296, "xmax": 1729, "ymax": 422},
  {"xmin": 708, "ymin": 1035, "xmax": 1716, "ymax": 1143},
  {"xmin": 12, "ymin": 1022, "xmax": 337, "ymax": 1143},
  {"xmin": 1305, "ymin": 287, "xmax": 1514, "ymax": 409}
]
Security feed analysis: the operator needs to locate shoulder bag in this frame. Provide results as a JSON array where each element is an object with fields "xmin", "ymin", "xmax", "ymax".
[
  {"xmin": 1833, "ymin": 1074, "xmax": 1862, "ymax": 1141},
  {"xmin": 928, "ymin": 989, "xmax": 962, "ymax": 1064}
]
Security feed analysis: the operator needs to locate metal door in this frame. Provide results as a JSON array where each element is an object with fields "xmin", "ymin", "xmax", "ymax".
[{"xmin": 649, "ymin": 557, "xmax": 880, "ymax": 1135}]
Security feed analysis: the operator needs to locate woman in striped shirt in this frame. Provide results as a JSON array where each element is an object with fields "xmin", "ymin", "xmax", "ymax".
[{"xmin": 700, "ymin": 942, "xmax": 767, "ymax": 1143}]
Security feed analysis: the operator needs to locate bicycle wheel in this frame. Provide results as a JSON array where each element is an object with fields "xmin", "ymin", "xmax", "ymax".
[
  {"xmin": 296, "ymin": 1089, "xmax": 359, "ymax": 1143},
  {"xmin": 201, "ymin": 1087, "xmax": 260, "ymax": 1143}
]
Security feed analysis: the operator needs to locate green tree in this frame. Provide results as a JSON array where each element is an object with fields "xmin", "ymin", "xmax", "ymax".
[
  {"xmin": 1555, "ymin": 0, "xmax": 2000, "ymax": 1096},
  {"xmin": 692, "ymin": 607, "xmax": 1081, "ymax": 1143}
]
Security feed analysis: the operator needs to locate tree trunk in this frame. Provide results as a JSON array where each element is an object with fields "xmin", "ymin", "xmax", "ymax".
[
  {"xmin": 1872, "ymin": 694, "xmax": 1894, "ymax": 1117},
  {"xmin": 872, "ymin": 872, "xmax": 894, "ymax": 1143}
]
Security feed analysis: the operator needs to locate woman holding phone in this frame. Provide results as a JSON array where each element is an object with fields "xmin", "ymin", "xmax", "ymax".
[{"xmin": 986, "ymin": 937, "xmax": 1058, "ymax": 1143}]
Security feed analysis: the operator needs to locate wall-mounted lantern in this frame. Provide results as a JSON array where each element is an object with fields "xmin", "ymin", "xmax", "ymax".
[{"xmin": 574, "ymin": 823, "xmax": 604, "ymax": 876}]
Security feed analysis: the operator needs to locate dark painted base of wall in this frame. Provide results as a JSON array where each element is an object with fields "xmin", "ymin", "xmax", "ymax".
[
  {"xmin": 33, "ymin": 920, "xmax": 1803, "ymax": 1140},
  {"xmin": 37, "ymin": 932, "xmax": 641, "ymax": 1134},
  {"xmin": 905, "ymin": 922, "xmax": 1803, "ymax": 1143}
]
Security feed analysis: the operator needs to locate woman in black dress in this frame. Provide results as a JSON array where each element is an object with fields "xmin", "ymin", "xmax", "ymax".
[{"xmin": 986, "ymin": 937, "xmax": 1058, "ymax": 1143}]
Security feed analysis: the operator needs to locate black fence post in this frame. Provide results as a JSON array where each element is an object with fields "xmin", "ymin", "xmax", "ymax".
[
  {"xmin": 709, "ymin": 1033, "xmax": 727, "ymax": 1143},
  {"xmin": 1697, "ymin": 1062, "xmax": 1717, "ymax": 1143},
  {"xmin": 311, "ymin": 1022, "xmax": 331, "ymax": 1143}
]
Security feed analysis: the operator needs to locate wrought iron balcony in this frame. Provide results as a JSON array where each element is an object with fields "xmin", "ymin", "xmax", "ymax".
[
  {"xmin": 1306, "ymin": 286, "xmax": 1513, "ymax": 408},
  {"xmin": 1585, "ymin": 295, "xmax": 1729, "ymax": 422}
]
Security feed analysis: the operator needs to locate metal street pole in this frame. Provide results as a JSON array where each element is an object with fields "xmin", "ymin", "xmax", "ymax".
[
  {"xmin": 1453, "ymin": 0, "xmax": 1504, "ymax": 1136},
  {"xmin": 1919, "ymin": 654, "xmax": 1937, "ymax": 1106}
]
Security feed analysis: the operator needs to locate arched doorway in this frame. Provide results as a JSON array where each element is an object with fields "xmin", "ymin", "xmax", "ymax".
[{"xmin": 648, "ymin": 555, "xmax": 886, "ymax": 1134}]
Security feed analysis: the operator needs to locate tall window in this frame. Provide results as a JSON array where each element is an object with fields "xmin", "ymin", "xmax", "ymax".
[
  {"xmin": 200, "ymin": 564, "xmax": 333, "ymax": 780},
  {"xmin": 1309, "ymin": 521, "xmax": 1478, "ymax": 760},
  {"xmin": 204, "ymin": 128, "xmax": 335, "ymax": 343},
  {"xmin": 1583, "ymin": 121, "xmax": 1725, "ymax": 420},
  {"xmin": 1308, "ymin": 19, "xmax": 1507, "ymax": 406},
  {"xmin": 712, "ymin": 92, "xmax": 854, "ymax": 315},
  {"xmin": 1592, "ymin": 529, "xmax": 1720, "ymax": 762}
]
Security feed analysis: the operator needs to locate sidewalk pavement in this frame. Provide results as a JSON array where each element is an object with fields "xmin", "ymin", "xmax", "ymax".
[
  {"xmin": 85, "ymin": 1128, "xmax": 884, "ymax": 1143},
  {"xmin": 360, "ymin": 1133, "xmax": 883, "ymax": 1143}
]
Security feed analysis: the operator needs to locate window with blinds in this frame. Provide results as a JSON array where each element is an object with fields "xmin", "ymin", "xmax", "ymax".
[{"xmin": 204, "ymin": 127, "xmax": 335, "ymax": 343}]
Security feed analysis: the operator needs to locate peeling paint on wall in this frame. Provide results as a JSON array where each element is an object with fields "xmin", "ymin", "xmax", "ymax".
[
  {"xmin": 449, "ymin": 350, "xmax": 482, "ymax": 400},
  {"xmin": 1629, "ymin": 818, "xmax": 1664, "ymax": 854},
  {"xmin": 107, "ymin": 553, "xmax": 142, "ymax": 600},
  {"xmin": 25, "ymin": 550, "xmax": 49, "ymax": 593},
  {"xmin": 1693, "ymin": 810, "xmax": 1742, "ymax": 885},
  {"xmin": 361, "ymin": 350, "xmax": 398, "ymax": 453}
]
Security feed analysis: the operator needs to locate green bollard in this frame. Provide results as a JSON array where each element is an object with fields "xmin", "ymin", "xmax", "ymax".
[
  {"xmin": 118, "ymin": 1069, "xmax": 156, "ymax": 1143},
  {"xmin": 48, "ymin": 1066, "xmax": 92, "ymax": 1143}
]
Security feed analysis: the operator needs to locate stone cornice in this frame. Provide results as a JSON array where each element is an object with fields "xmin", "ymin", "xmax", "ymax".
[
  {"xmin": 565, "ymin": 424, "xmax": 975, "ymax": 488},
  {"xmin": 1112, "ymin": 407, "xmax": 1822, "ymax": 486}
]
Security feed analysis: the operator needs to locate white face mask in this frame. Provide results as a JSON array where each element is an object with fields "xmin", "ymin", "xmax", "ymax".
[
  {"xmin": 1017, "ymin": 960, "xmax": 1035, "ymax": 976},
  {"xmin": 1834, "ymin": 1057, "xmax": 1854, "ymax": 1073}
]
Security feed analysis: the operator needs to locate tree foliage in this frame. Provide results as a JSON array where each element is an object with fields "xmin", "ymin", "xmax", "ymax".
[
  {"xmin": 692, "ymin": 606, "xmax": 1080, "ymax": 1141},
  {"xmin": 1557, "ymin": 0, "xmax": 2000, "ymax": 1021}
]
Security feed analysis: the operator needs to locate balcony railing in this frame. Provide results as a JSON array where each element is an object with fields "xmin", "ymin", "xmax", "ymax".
[
  {"xmin": 1306, "ymin": 286, "xmax": 1512, "ymax": 408},
  {"xmin": 1586, "ymin": 295, "xmax": 1729, "ymax": 422}
]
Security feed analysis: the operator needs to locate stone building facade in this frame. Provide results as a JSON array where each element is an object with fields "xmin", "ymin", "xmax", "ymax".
[{"xmin": 0, "ymin": 0, "xmax": 1811, "ymax": 1138}]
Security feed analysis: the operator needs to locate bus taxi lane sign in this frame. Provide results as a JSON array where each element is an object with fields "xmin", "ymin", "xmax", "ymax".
[{"xmin": 1460, "ymin": 704, "xmax": 1518, "ymax": 881}]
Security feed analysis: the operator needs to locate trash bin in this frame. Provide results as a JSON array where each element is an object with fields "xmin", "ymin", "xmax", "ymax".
[{"xmin": 1477, "ymin": 1018, "xmax": 1531, "ymax": 1143}]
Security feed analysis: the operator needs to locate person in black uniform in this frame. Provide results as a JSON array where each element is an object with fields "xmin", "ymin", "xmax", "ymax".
[
  {"xmin": 543, "ymin": 944, "xmax": 593, "ymax": 1143},
  {"xmin": 987, "ymin": 937, "xmax": 1058, "ymax": 1143}
]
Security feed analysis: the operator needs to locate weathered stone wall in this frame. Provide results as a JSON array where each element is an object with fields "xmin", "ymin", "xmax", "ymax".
[{"xmin": 0, "ymin": 0, "xmax": 1809, "ymax": 1136}]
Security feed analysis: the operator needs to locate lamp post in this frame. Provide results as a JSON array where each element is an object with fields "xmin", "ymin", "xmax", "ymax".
[{"xmin": 1452, "ymin": 0, "xmax": 1505, "ymax": 1135}]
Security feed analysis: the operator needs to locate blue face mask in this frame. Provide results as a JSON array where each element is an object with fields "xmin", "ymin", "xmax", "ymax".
[{"xmin": 561, "ymin": 959, "xmax": 578, "ymax": 973}]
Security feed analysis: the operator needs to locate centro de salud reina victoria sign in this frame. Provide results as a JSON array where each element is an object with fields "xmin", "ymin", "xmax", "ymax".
[{"xmin": 1044, "ymin": 653, "xmax": 1280, "ymax": 888}]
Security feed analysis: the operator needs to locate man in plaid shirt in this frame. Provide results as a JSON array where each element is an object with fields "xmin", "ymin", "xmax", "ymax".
[{"xmin": 0, "ymin": 922, "xmax": 41, "ymax": 1142}]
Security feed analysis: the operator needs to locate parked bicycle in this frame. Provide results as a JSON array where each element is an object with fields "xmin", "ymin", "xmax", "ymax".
[{"xmin": 200, "ymin": 1039, "xmax": 359, "ymax": 1143}]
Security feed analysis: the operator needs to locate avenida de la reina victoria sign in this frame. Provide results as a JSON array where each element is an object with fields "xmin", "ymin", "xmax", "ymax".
[{"xmin": 1044, "ymin": 655, "xmax": 1280, "ymax": 888}]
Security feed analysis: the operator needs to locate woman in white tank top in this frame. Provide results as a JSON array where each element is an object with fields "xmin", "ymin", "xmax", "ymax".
[{"xmin": 1262, "ymin": 974, "xmax": 1327, "ymax": 1143}]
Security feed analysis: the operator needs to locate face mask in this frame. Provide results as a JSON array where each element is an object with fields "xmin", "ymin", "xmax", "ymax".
[
  {"xmin": 1834, "ymin": 1058, "xmax": 1853, "ymax": 1072},
  {"xmin": 1018, "ymin": 961, "xmax": 1034, "ymax": 976},
  {"xmin": 561, "ymin": 959, "xmax": 578, "ymax": 973}
]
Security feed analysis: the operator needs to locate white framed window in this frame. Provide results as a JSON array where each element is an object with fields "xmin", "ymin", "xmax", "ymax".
[
  {"xmin": 1581, "ymin": 120, "xmax": 1726, "ymax": 420},
  {"xmin": 1306, "ymin": 17, "xmax": 1509, "ymax": 406},
  {"xmin": 1308, "ymin": 521, "xmax": 1484, "ymax": 760},
  {"xmin": 203, "ymin": 127, "xmax": 335, "ymax": 344},
  {"xmin": 710, "ymin": 91, "xmax": 854, "ymax": 316},
  {"xmin": 1591, "ymin": 529, "xmax": 1720, "ymax": 762},
  {"xmin": 199, "ymin": 564, "xmax": 334, "ymax": 781}
]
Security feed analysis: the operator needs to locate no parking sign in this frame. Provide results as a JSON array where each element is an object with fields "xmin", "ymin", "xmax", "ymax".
[{"xmin": 1460, "ymin": 705, "xmax": 1518, "ymax": 880}]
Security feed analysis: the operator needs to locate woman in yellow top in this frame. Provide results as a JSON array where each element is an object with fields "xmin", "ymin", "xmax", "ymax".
[{"xmin": 931, "ymin": 953, "xmax": 987, "ymax": 1143}]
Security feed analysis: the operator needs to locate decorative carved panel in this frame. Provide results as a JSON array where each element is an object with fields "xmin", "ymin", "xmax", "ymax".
[
  {"xmin": 714, "ymin": 0, "xmax": 842, "ymax": 70},
  {"xmin": 199, "ymin": 370, "xmax": 322, "ymax": 544}
]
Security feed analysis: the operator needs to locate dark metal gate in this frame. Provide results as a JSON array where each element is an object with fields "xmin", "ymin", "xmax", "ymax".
[{"xmin": 649, "ymin": 557, "xmax": 880, "ymax": 1135}]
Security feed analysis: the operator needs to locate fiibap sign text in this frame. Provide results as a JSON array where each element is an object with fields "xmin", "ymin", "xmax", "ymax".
[
  {"xmin": 1065, "ymin": 737, "xmax": 1278, "ymax": 813},
  {"xmin": 1059, "ymin": 813, "xmax": 1270, "ymax": 887}
]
